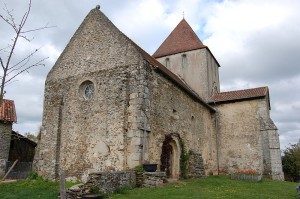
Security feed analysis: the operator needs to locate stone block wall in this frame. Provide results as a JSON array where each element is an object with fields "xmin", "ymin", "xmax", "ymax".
[
  {"xmin": 188, "ymin": 151, "xmax": 206, "ymax": 178},
  {"xmin": 215, "ymin": 100, "xmax": 263, "ymax": 174},
  {"xmin": 66, "ymin": 171, "xmax": 135, "ymax": 198},
  {"xmin": 261, "ymin": 128, "xmax": 284, "ymax": 180},
  {"xmin": 142, "ymin": 172, "xmax": 166, "ymax": 187},
  {"xmin": 0, "ymin": 123, "xmax": 12, "ymax": 177},
  {"xmin": 34, "ymin": 62, "xmax": 148, "ymax": 180},
  {"xmin": 34, "ymin": 7, "xmax": 156, "ymax": 181},
  {"xmin": 146, "ymin": 69, "xmax": 217, "ymax": 177}
]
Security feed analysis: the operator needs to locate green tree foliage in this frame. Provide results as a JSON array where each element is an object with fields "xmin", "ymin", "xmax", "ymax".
[
  {"xmin": 282, "ymin": 143, "xmax": 300, "ymax": 182},
  {"xmin": 24, "ymin": 132, "xmax": 38, "ymax": 142}
]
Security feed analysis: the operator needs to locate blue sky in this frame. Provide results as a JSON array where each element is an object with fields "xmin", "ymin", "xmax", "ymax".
[{"xmin": 1, "ymin": 0, "xmax": 299, "ymax": 149}]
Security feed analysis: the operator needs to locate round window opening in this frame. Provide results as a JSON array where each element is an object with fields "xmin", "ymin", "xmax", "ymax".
[{"xmin": 80, "ymin": 80, "xmax": 95, "ymax": 100}]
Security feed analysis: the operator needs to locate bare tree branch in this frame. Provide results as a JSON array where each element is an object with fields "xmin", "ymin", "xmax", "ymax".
[
  {"xmin": 0, "ymin": 0, "xmax": 52, "ymax": 103},
  {"xmin": 21, "ymin": 23, "xmax": 56, "ymax": 34},
  {"xmin": 0, "ymin": 4, "xmax": 17, "ymax": 32},
  {"xmin": 4, "ymin": 57, "xmax": 48, "ymax": 85},
  {"xmin": 0, "ymin": 57, "xmax": 5, "ymax": 70},
  {"xmin": 8, "ymin": 48, "xmax": 40, "ymax": 71}
]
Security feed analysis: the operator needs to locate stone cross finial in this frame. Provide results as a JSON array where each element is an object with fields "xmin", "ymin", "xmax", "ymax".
[{"xmin": 96, "ymin": 5, "xmax": 100, "ymax": 10}]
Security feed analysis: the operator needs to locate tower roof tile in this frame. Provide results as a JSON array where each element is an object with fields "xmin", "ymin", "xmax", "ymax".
[{"xmin": 153, "ymin": 19, "xmax": 206, "ymax": 58}]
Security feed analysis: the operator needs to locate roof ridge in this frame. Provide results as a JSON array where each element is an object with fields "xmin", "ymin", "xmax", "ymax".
[
  {"xmin": 218, "ymin": 86, "xmax": 268, "ymax": 94},
  {"xmin": 128, "ymin": 38, "xmax": 215, "ymax": 112}
]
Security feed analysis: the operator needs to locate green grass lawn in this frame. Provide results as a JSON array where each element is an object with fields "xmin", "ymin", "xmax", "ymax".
[
  {"xmin": 109, "ymin": 176, "xmax": 298, "ymax": 199},
  {"xmin": 0, "ymin": 176, "xmax": 298, "ymax": 199},
  {"xmin": 0, "ymin": 178, "xmax": 59, "ymax": 199}
]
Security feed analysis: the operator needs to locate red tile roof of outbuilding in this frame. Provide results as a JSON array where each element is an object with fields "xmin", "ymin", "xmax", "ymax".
[
  {"xmin": 0, "ymin": 99, "xmax": 17, "ymax": 122},
  {"xmin": 153, "ymin": 19, "xmax": 206, "ymax": 58},
  {"xmin": 209, "ymin": 87, "xmax": 269, "ymax": 103}
]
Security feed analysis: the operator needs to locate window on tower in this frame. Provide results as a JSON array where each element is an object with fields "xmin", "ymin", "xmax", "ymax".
[
  {"xmin": 182, "ymin": 54, "xmax": 187, "ymax": 68},
  {"xmin": 165, "ymin": 58, "xmax": 170, "ymax": 68}
]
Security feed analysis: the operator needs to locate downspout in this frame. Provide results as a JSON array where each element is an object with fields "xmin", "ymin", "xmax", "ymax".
[
  {"xmin": 211, "ymin": 82, "xmax": 220, "ymax": 176},
  {"xmin": 214, "ymin": 108, "xmax": 220, "ymax": 176},
  {"xmin": 55, "ymin": 97, "xmax": 64, "ymax": 179}
]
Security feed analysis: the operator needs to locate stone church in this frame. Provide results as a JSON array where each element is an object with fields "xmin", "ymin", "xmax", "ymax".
[{"xmin": 34, "ymin": 6, "xmax": 284, "ymax": 181}]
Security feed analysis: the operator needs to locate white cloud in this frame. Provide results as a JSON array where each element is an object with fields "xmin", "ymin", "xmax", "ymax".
[{"xmin": 0, "ymin": 0, "xmax": 299, "ymax": 150}]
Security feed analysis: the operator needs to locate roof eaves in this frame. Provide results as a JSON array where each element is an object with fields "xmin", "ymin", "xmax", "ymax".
[
  {"xmin": 12, "ymin": 131, "xmax": 37, "ymax": 147},
  {"xmin": 153, "ymin": 46, "xmax": 221, "ymax": 68},
  {"xmin": 130, "ymin": 42, "xmax": 215, "ymax": 112},
  {"xmin": 205, "ymin": 47, "xmax": 221, "ymax": 68},
  {"xmin": 209, "ymin": 95, "xmax": 266, "ymax": 104},
  {"xmin": 153, "ymin": 46, "xmax": 206, "ymax": 59},
  {"xmin": 152, "ymin": 63, "xmax": 216, "ymax": 112}
]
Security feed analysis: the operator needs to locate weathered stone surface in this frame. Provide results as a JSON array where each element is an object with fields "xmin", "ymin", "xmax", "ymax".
[
  {"xmin": 146, "ymin": 70, "xmax": 217, "ymax": 178},
  {"xmin": 156, "ymin": 48, "xmax": 220, "ymax": 101},
  {"xmin": 34, "ymin": 6, "xmax": 283, "ymax": 182},
  {"xmin": 0, "ymin": 123, "xmax": 12, "ymax": 177},
  {"xmin": 211, "ymin": 98, "xmax": 284, "ymax": 179},
  {"xmin": 65, "ymin": 171, "xmax": 135, "ymax": 198},
  {"xmin": 142, "ymin": 172, "xmax": 166, "ymax": 188},
  {"xmin": 34, "ymin": 8, "xmax": 146, "ymax": 180},
  {"xmin": 188, "ymin": 151, "xmax": 206, "ymax": 178}
]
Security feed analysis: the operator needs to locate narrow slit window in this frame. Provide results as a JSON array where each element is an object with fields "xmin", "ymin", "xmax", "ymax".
[
  {"xmin": 165, "ymin": 58, "xmax": 170, "ymax": 68},
  {"xmin": 182, "ymin": 54, "xmax": 187, "ymax": 68}
]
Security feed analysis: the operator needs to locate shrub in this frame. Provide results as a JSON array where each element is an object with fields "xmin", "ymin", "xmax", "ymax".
[
  {"xmin": 27, "ymin": 171, "xmax": 39, "ymax": 180},
  {"xmin": 134, "ymin": 166, "xmax": 145, "ymax": 173},
  {"xmin": 282, "ymin": 143, "xmax": 300, "ymax": 182}
]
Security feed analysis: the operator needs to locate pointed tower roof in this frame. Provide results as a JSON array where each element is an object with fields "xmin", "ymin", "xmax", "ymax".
[{"xmin": 153, "ymin": 19, "xmax": 206, "ymax": 58}]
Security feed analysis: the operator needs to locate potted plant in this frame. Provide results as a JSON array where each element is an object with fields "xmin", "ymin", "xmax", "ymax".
[{"xmin": 143, "ymin": 163, "xmax": 158, "ymax": 172}]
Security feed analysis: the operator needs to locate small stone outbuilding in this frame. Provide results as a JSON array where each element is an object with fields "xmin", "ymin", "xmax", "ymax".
[{"xmin": 0, "ymin": 99, "xmax": 17, "ymax": 178}]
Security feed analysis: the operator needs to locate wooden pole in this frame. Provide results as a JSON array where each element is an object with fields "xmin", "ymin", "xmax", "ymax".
[
  {"xmin": 59, "ymin": 169, "xmax": 66, "ymax": 199},
  {"xmin": 1, "ymin": 159, "xmax": 18, "ymax": 181}
]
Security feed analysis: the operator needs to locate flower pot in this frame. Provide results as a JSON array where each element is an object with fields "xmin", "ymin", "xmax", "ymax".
[{"xmin": 143, "ymin": 164, "xmax": 157, "ymax": 172}]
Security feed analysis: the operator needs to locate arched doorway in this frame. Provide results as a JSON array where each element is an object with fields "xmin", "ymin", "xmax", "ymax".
[{"xmin": 160, "ymin": 134, "xmax": 181, "ymax": 179}]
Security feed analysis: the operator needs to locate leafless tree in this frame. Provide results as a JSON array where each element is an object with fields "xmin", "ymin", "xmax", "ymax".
[{"xmin": 0, "ymin": 0, "xmax": 52, "ymax": 104}]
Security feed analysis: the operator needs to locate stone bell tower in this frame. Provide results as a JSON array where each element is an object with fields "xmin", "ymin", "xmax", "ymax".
[{"xmin": 153, "ymin": 19, "xmax": 220, "ymax": 101}]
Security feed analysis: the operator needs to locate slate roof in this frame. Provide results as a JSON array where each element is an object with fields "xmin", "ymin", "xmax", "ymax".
[
  {"xmin": 0, "ymin": 99, "xmax": 17, "ymax": 122},
  {"xmin": 153, "ymin": 19, "xmax": 206, "ymax": 58},
  {"xmin": 209, "ymin": 87, "xmax": 269, "ymax": 103}
]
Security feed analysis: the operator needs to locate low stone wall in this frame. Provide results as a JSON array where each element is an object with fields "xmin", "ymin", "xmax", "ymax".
[
  {"xmin": 66, "ymin": 171, "xmax": 135, "ymax": 198},
  {"xmin": 65, "ymin": 171, "xmax": 167, "ymax": 198},
  {"xmin": 231, "ymin": 174, "xmax": 262, "ymax": 181},
  {"xmin": 142, "ymin": 172, "xmax": 166, "ymax": 188}
]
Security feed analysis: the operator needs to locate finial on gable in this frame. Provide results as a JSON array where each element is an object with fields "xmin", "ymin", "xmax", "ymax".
[
  {"xmin": 96, "ymin": 5, "xmax": 100, "ymax": 10},
  {"xmin": 182, "ymin": 11, "xmax": 185, "ymax": 19}
]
